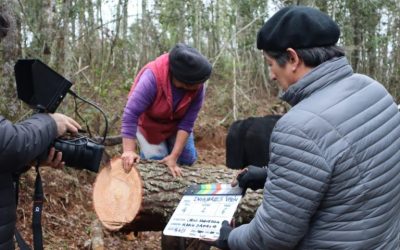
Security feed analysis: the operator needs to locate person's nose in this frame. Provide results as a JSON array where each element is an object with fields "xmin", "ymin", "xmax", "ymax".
[{"xmin": 268, "ymin": 69, "xmax": 276, "ymax": 81}]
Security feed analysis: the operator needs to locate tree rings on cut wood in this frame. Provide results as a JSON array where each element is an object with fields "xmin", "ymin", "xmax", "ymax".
[{"xmin": 93, "ymin": 157, "xmax": 143, "ymax": 230}]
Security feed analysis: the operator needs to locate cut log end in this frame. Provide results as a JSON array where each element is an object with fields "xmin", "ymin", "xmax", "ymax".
[{"xmin": 93, "ymin": 157, "xmax": 143, "ymax": 230}]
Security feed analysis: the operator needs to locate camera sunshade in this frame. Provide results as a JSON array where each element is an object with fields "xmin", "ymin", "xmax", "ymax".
[{"xmin": 14, "ymin": 59, "xmax": 72, "ymax": 113}]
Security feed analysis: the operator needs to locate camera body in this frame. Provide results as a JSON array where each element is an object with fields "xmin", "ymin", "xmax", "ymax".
[
  {"xmin": 53, "ymin": 137, "xmax": 104, "ymax": 172},
  {"xmin": 14, "ymin": 59, "xmax": 104, "ymax": 173}
]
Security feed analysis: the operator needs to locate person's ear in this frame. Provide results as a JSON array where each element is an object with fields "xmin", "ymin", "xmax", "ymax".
[{"xmin": 286, "ymin": 48, "xmax": 301, "ymax": 72}]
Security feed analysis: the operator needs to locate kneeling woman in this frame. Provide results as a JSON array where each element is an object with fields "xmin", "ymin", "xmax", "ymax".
[{"xmin": 121, "ymin": 43, "xmax": 212, "ymax": 177}]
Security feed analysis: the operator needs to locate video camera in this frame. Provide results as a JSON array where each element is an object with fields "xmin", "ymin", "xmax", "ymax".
[{"xmin": 14, "ymin": 59, "xmax": 105, "ymax": 172}]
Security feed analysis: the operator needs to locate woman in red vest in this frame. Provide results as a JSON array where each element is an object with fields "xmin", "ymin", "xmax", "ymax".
[{"xmin": 121, "ymin": 43, "xmax": 212, "ymax": 177}]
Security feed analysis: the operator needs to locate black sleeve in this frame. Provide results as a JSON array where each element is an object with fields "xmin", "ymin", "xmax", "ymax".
[{"xmin": 0, "ymin": 113, "xmax": 57, "ymax": 173}]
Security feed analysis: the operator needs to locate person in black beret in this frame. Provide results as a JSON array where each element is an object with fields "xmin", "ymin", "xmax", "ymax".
[
  {"xmin": 211, "ymin": 5, "xmax": 400, "ymax": 250},
  {"xmin": 121, "ymin": 43, "xmax": 212, "ymax": 178}
]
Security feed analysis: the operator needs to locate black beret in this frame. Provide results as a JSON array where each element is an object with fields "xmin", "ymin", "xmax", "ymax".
[
  {"xmin": 169, "ymin": 43, "xmax": 212, "ymax": 84},
  {"xmin": 257, "ymin": 6, "xmax": 340, "ymax": 51}
]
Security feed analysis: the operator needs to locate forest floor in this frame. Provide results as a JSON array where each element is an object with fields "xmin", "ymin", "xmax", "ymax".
[{"xmin": 16, "ymin": 96, "xmax": 278, "ymax": 249}]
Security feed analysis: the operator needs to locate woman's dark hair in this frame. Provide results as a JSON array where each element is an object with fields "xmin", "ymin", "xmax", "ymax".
[
  {"xmin": 0, "ymin": 12, "xmax": 10, "ymax": 40},
  {"xmin": 265, "ymin": 45, "xmax": 345, "ymax": 68}
]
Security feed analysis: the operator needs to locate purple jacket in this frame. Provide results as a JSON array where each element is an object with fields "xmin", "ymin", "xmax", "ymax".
[{"xmin": 121, "ymin": 69, "xmax": 205, "ymax": 139}]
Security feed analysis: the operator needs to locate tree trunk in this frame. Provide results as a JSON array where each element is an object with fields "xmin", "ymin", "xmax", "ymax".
[
  {"xmin": 62, "ymin": 0, "xmax": 73, "ymax": 79},
  {"xmin": 121, "ymin": 0, "xmax": 129, "ymax": 69},
  {"xmin": 0, "ymin": 0, "xmax": 21, "ymax": 119},
  {"xmin": 93, "ymin": 158, "xmax": 263, "ymax": 232},
  {"xmin": 42, "ymin": 0, "xmax": 56, "ymax": 63}
]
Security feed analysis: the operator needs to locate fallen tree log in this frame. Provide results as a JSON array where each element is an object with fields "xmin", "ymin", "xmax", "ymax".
[
  {"xmin": 93, "ymin": 157, "xmax": 263, "ymax": 232},
  {"xmin": 93, "ymin": 135, "xmax": 122, "ymax": 146}
]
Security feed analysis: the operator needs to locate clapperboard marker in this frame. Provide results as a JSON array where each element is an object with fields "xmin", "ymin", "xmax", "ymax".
[{"xmin": 163, "ymin": 183, "xmax": 243, "ymax": 240}]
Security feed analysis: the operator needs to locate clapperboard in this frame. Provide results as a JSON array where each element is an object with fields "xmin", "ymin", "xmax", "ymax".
[{"xmin": 163, "ymin": 183, "xmax": 243, "ymax": 240}]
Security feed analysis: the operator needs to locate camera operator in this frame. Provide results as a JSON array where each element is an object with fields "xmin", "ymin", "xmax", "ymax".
[{"xmin": 0, "ymin": 13, "xmax": 81, "ymax": 250}]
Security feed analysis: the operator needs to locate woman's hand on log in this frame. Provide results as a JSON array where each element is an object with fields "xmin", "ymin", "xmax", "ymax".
[
  {"xmin": 159, "ymin": 155, "xmax": 182, "ymax": 178},
  {"xmin": 121, "ymin": 150, "xmax": 140, "ymax": 173}
]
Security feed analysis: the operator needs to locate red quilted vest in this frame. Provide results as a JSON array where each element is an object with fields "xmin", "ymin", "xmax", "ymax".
[{"xmin": 129, "ymin": 53, "xmax": 199, "ymax": 144}]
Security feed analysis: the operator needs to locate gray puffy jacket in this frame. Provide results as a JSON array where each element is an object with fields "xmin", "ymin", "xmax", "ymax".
[
  {"xmin": 229, "ymin": 57, "xmax": 400, "ymax": 249},
  {"xmin": 0, "ymin": 114, "xmax": 57, "ymax": 250}
]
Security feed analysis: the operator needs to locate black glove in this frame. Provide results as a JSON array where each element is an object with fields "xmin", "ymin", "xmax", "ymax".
[
  {"xmin": 237, "ymin": 165, "xmax": 268, "ymax": 191},
  {"xmin": 207, "ymin": 220, "xmax": 233, "ymax": 250}
]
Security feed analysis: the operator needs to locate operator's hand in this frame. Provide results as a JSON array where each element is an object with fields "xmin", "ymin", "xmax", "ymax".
[
  {"xmin": 159, "ymin": 155, "xmax": 182, "ymax": 178},
  {"xmin": 203, "ymin": 220, "xmax": 233, "ymax": 250},
  {"xmin": 40, "ymin": 147, "xmax": 64, "ymax": 169},
  {"xmin": 121, "ymin": 150, "xmax": 140, "ymax": 173},
  {"xmin": 232, "ymin": 165, "xmax": 268, "ymax": 191},
  {"xmin": 49, "ymin": 113, "xmax": 81, "ymax": 136}
]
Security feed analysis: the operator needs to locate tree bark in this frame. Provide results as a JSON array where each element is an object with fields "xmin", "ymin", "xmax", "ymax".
[
  {"xmin": 0, "ymin": 0, "xmax": 21, "ymax": 119},
  {"xmin": 62, "ymin": 0, "xmax": 73, "ymax": 78},
  {"xmin": 42, "ymin": 0, "xmax": 56, "ymax": 63},
  {"xmin": 93, "ymin": 158, "xmax": 263, "ymax": 232}
]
